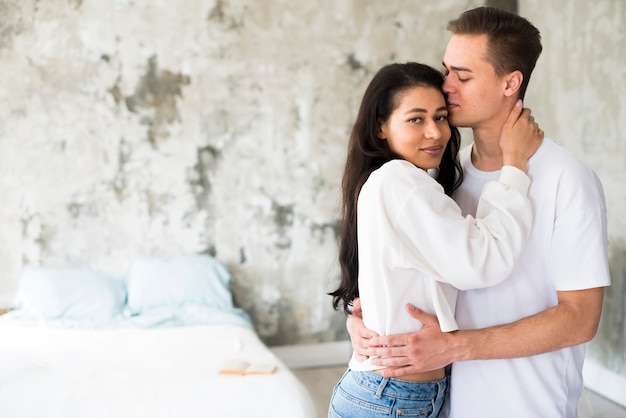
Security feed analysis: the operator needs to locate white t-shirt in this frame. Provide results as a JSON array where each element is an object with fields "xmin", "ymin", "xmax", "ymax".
[
  {"xmin": 447, "ymin": 138, "xmax": 611, "ymax": 418},
  {"xmin": 349, "ymin": 159, "xmax": 532, "ymax": 371}
]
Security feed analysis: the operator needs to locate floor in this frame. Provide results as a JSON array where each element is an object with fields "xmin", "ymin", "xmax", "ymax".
[{"xmin": 294, "ymin": 365, "xmax": 626, "ymax": 418}]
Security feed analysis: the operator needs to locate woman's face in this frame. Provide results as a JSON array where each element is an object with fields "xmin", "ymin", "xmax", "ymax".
[{"xmin": 379, "ymin": 86, "xmax": 451, "ymax": 170}]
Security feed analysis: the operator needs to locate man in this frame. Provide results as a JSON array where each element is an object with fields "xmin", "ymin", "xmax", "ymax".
[{"xmin": 347, "ymin": 7, "xmax": 610, "ymax": 417}]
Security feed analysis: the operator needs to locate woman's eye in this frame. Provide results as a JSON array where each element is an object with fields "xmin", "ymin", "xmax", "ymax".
[
  {"xmin": 435, "ymin": 115, "xmax": 448, "ymax": 122},
  {"xmin": 409, "ymin": 117, "xmax": 423, "ymax": 123}
]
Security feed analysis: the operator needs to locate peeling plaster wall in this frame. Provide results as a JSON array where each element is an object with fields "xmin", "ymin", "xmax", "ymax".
[
  {"xmin": 0, "ymin": 0, "xmax": 482, "ymax": 345},
  {"xmin": 0, "ymin": 1, "xmax": 624, "ymax": 382},
  {"xmin": 522, "ymin": 0, "xmax": 626, "ymax": 380}
]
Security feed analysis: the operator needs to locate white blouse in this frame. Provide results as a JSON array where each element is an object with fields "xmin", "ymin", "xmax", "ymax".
[{"xmin": 349, "ymin": 159, "xmax": 531, "ymax": 371}]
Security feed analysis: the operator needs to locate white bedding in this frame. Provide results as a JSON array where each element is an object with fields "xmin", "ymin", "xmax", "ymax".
[{"xmin": 0, "ymin": 322, "xmax": 317, "ymax": 418}]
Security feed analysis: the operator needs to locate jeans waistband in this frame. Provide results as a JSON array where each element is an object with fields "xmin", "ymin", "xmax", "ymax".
[{"xmin": 349, "ymin": 370, "xmax": 447, "ymax": 400}]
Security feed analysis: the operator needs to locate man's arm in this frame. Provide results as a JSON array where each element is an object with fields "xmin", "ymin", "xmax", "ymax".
[{"xmin": 354, "ymin": 287, "xmax": 604, "ymax": 378}]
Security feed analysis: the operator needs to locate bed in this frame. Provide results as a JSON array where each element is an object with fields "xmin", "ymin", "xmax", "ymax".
[{"xmin": 0, "ymin": 255, "xmax": 317, "ymax": 418}]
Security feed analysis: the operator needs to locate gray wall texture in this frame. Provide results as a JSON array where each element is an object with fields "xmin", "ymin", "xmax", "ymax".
[
  {"xmin": 521, "ymin": 0, "xmax": 626, "ymax": 378},
  {"xmin": 0, "ymin": 0, "xmax": 623, "ymax": 379}
]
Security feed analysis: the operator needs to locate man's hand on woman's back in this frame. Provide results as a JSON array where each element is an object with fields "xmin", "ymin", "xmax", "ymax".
[{"xmin": 347, "ymin": 298, "xmax": 459, "ymax": 377}]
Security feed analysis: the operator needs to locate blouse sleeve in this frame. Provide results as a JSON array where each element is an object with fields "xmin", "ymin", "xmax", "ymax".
[{"xmin": 392, "ymin": 165, "xmax": 532, "ymax": 290}]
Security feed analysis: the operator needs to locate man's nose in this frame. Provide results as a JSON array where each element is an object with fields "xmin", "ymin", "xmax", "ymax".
[{"xmin": 443, "ymin": 76, "xmax": 453, "ymax": 93}]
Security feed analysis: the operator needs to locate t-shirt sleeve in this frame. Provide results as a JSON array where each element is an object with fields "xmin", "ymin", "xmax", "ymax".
[{"xmin": 547, "ymin": 166, "xmax": 610, "ymax": 290}]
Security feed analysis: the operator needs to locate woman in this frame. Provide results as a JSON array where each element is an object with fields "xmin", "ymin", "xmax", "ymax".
[{"xmin": 328, "ymin": 62, "xmax": 541, "ymax": 417}]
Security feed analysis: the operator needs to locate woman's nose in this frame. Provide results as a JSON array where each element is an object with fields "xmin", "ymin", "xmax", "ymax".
[{"xmin": 425, "ymin": 120, "xmax": 442, "ymax": 139}]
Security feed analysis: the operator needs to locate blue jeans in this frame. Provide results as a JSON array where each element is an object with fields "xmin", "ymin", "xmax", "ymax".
[{"xmin": 328, "ymin": 369, "xmax": 447, "ymax": 418}]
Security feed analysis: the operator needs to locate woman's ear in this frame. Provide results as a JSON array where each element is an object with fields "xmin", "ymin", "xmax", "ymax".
[
  {"xmin": 378, "ymin": 120, "xmax": 388, "ymax": 139},
  {"xmin": 503, "ymin": 70, "xmax": 523, "ymax": 97}
]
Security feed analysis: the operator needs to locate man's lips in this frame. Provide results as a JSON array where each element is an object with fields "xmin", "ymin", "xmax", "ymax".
[{"xmin": 447, "ymin": 103, "xmax": 459, "ymax": 111}]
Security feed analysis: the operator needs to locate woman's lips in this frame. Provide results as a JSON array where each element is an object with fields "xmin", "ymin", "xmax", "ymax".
[{"xmin": 421, "ymin": 145, "xmax": 443, "ymax": 156}]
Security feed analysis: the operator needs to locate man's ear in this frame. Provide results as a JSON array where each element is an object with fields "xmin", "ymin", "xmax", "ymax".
[{"xmin": 503, "ymin": 70, "xmax": 523, "ymax": 97}]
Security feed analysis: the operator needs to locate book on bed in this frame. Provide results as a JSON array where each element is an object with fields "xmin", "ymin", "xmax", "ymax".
[{"xmin": 218, "ymin": 359, "xmax": 277, "ymax": 375}]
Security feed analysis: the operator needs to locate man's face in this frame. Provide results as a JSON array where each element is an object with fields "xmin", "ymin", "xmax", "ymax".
[{"xmin": 442, "ymin": 34, "xmax": 508, "ymax": 129}]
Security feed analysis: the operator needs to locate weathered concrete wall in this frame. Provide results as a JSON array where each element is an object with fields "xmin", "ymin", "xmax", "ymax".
[
  {"xmin": 0, "ymin": 0, "xmax": 481, "ymax": 345},
  {"xmin": 522, "ymin": 0, "xmax": 626, "ymax": 379},
  {"xmin": 1, "ymin": 1, "xmax": 624, "ymax": 386}
]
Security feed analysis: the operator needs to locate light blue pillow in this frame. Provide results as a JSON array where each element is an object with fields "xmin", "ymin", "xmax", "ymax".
[
  {"xmin": 16, "ymin": 267, "xmax": 126, "ymax": 319},
  {"xmin": 125, "ymin": 254, "xmax": 236, "ymax": 314}
]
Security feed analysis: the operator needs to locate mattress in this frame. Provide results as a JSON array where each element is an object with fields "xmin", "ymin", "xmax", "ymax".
[{"xmin": 0, "ymin": 322, "xmax": 317, "ymax": 418}]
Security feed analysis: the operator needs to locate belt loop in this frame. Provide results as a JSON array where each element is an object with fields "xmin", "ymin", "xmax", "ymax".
[
  {"xmin": 440, "ymin": 375, "xmax": 448, "ymax": 398},
  {"xmin": 375, "ymin": 376, "xmax": 389, "ymax": 399}
]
